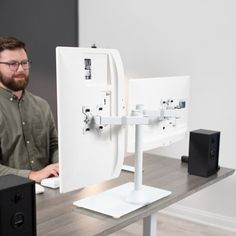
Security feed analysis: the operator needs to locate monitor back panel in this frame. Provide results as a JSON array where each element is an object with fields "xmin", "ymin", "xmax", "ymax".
[
  {"xmin": 127, "ymin": 76, "xmax": 190, "ymax": 153},
  {"xmin": 56, "ymin": 47, "xmax": 125, "ymax": 193}
]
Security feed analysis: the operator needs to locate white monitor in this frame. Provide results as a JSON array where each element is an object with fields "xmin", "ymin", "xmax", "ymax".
[
  {"xmin": 126, "ymin": 76, "xmax": 190, "ymax": 153},
  {"xmin": 56, "ymin": 47, "xmax": 125, "ymax": 193}
]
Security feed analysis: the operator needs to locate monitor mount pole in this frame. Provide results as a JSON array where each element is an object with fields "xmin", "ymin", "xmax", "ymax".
[
  {"xmin": 90, "ymin": 104, "xmax": 151, "ymax": 204},
  {"xmin": 126, "ymin": 105, "xmax": 150, "ymax": 204}
]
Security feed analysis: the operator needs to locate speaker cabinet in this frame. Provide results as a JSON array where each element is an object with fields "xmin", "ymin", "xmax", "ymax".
[
  {"xmin": 0, "ymin": 175, "xmax": 36, "ymax": 236},
  {"xmin": 188, "ymin": 129, "xmax": 220, "ymax": 177}
]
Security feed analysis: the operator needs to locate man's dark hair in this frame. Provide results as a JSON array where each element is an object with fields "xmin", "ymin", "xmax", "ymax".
[{"xmin": 0, "ymin": 36, "xmax": 27, "ymax": 53}]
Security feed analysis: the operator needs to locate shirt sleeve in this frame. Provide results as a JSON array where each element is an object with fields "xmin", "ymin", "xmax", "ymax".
[{"xmin": 0, "ymin": 163, "xmax": 31, "ymax": 178}]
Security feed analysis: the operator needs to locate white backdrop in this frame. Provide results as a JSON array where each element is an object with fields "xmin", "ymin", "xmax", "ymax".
[{"xmin": 79, "ymin": 0, "xmax": 236, "ymax": 228}]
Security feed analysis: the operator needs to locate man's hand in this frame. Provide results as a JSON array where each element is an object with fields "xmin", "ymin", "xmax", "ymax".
[{"xmin": 29, "ymin": 163, "xmax": 59, "ymax": 183}]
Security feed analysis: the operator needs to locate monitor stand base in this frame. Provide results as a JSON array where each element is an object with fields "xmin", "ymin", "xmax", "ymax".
[{"xmin": 73, "ymin": 182, "xmax": 171, "ymax": 218}]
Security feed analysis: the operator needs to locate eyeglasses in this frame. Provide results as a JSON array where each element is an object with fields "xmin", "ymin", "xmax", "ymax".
[{"xmin": 0, "ymin": 60, "xmax": 32, "ymax": 71}]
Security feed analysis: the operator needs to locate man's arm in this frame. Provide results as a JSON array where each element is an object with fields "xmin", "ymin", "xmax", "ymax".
[
  {"xmin": 0, "ymin": 163, "xmax": 31, "ymax": 178},
  {"xmin": 0, "ymin": 163, "xmax": 59, "ymax": 183}
]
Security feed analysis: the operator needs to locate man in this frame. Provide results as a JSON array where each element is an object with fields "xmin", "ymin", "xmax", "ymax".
[{"xmin": 0, "ymin": 36, "xmax": 59, "ymax": 182}]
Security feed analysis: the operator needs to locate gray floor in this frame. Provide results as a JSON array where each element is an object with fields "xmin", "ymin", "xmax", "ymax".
[{"xmin": 111, "ymin": 213, "xmax": 235, "ymax": 236}]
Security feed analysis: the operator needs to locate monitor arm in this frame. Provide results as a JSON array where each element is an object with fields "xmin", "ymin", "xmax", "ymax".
[{"xmin": 82, "ymin": 99, "xmax": 186, "ymax": 204}]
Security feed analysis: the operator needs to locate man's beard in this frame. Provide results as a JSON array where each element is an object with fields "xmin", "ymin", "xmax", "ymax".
[{"xmin": 0, "ymin": 71, "xmax": 29, "ymax": 92}]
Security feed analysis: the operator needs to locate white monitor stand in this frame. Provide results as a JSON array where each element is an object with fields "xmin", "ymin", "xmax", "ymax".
[
  {"xmin": 74, "ymin": 105, "xmax": 172, "ymax": 218},
  {"xmin": 74, "ymin": 75, "xmax": 189, "ymax": 218}
]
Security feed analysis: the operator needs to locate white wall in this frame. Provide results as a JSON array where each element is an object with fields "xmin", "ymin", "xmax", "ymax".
[{"xmin": 79, "ymin": 0, "xmax": 236, "ymax": 229}]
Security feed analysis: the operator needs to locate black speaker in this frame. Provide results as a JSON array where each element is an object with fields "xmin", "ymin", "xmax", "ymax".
[
  {"xmin": 0, "ymin": 175, "xmax": 36, "ymax": 236},
  {"xmin": 188, "ymin": 129, "xmax": 220, "ymax": 177}
]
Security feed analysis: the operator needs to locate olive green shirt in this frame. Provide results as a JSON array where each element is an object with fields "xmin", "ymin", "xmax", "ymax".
[{"xmin": 0, "ymin": 87, "xmax": 58, "ymax": 178}]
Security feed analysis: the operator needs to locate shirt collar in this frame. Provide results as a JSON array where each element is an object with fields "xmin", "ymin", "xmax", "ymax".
[{"xmin": 0, "ymin": 87, "xmax": 26, "ymax": 102}]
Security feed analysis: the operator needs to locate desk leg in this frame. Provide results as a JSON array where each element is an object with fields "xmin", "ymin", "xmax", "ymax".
[{"xmin": 143, "ymin": 214, "xmax": 157, "ymax": 236}]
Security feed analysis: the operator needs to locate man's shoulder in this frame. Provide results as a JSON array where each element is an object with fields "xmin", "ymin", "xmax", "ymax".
[{"xmin": 25, "ymin": 90, "xmax": 50, "ymax": 108}]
